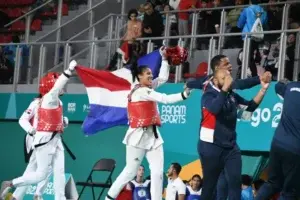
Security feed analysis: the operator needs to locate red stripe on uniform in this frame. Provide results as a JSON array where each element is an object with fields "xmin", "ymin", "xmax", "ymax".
[{"xmin": 201, "ymin": 108, "xmax": 216, "ymax": 129}]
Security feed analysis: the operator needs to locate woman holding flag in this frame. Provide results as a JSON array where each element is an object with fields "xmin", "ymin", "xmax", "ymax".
[{"xmin": 105, "ymin": 47, "xmax": 190, "ymax": 200}]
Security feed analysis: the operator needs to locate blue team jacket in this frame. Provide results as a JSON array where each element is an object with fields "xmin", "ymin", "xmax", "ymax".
[
  {"xmin": 200, "ymin": 82, "xmax": 259, "ymax": 147},
  {"xmin": 273, "ymin": 82, "xmax": 300, "ymax": 155}
]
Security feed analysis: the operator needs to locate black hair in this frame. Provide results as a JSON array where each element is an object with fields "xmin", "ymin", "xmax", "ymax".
[
  {"xmin": 211, "ymin": 54, "xmax": 227, "ymax": 72},
  {"xmin": 250, "ymin": 0, "xmax": 260, "ymax": 4},
  {"xmin": 171, "ymin": 162, "xmax": 182, "ymax": 175},
  {"xmin": 130, "ymin": 59, "xmax": 149, "ymax": 82},
  {"xmin": 37, "ymin": 94, "xmax": 42, "ymax": 98},
  {"xmin": 127, "ymin": 9, "xmax": 138, "ymax": 20},
  {"xmin": 241, "ymin": 174, "xmax": 252, "ymax": 186},
  {"xmin": 253, "ymin": 179, "xmax": 265, "ymax": 190},
  {"xmin": 191, "ymin": 174, "xmax": 202, "ymax": 188},
  {"xmin": 12, "ymin": 35, "xmax": 20, "ymax": 43}
]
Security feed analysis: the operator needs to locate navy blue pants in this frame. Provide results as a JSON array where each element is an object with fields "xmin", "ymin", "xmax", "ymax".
[
  {"xmin": 198, "ymin": 140, "xmax": 242, "ymax": 200},
  {"xmin": 255, "ymin": 143, "xmax": 300, "ymax": 200}
]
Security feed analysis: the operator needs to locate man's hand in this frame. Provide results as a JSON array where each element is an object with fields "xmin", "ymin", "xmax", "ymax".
[
  {"xmin": 260, "ymin": 71, "xmax": 272, "ymax": 83},
  {"xmin": 261, "ymin": 82, "xmax": 270, "ymax": 90},
  {"xmin": 222, "ymin": 74, "xmax": 233, "ymax": 92},
  {"xmin": 68, "ymin": 60, "xmax": 77, "ymax": 71},
  {"xmin": 159, "ymin": 46, "xmax": 167, "ymax": 60},
  {"xmin": 63, "ymin": 117, "xmax": 69, "ymax": 128}
]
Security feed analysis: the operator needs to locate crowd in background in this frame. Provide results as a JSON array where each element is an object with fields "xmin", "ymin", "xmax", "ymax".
[
  {"xmin": 0, "ymin": 0, "xmax": 300, "ymax": 83},
  {"xmin": 115, "ymin": 163, "xmax": 281, "ymax": 200},
  {"xmin": 107, "ymin": 0, "xmax": 300, "ymax": 81}
]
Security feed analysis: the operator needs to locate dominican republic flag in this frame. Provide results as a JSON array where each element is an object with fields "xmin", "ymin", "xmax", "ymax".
[{"xmin": 75, "ymin": 50, "xmax": 163, "ymax": 135}]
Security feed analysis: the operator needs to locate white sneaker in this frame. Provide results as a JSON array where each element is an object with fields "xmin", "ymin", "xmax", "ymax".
[{"xmin": 0, "ymin": 181, "xmax": 12, "ymax": 200}]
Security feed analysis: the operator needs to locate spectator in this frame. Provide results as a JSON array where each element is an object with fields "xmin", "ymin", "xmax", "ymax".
[
  {"xmin": 0, "ymin": 46, "xmax": 14, "ymax": 84},
  {"xmin": 165, "ymin": 163, "xmax": 186, "ymax": 200},
  {"xmin": 177, "ymin": 0, "xmax": 197, "ymax": 48},
  {"xmin": 285, "ymin": 33, "xmax": 296, "ymax": 81},
  {"xmin": 196, "ymin": 0, "xmax": 213, "ymax": 50},
  {"xmin": 142, "ymin": 2, "xmax": 164, "ymax": 48},
  {"xmin": 265, "ymin": 0, "xmax": 282, "ymax": 42},
  {"xmin": 241, "ymin": 174, "xmax": 253, "ymax": 200},
  {"xmin": 122, "ymin": 9, "xmax": 143, "ymax": 44},
  {"xmin": 163, "ymin": 4, "xmax": 178, "ymax": 35},
  {"xmin": 224, "ymin": 0, "xmax": 244, "ymax": 48},
  {"xmin": 237, "ymin": 0, "xmax": 268, "ymax": 77},
  {"xmin": 185, "ymin": 174, "xmax": 202, "ymax": 199},
  {"xmin": 127, "ymin": 165, "xmax": 151, "ymax": 200},
  {"xmin": 138, "ymin": 4, "xmax": 145, "ymax": 21}
]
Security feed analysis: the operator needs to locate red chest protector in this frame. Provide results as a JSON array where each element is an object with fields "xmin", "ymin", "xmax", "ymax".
[
  {"xmin": 127, "ymin": 85, "xmax": 161, "ymax": 128},
  {"xmin": 36, "ymin": 100, "xmax": 64, "ymax": 133}
]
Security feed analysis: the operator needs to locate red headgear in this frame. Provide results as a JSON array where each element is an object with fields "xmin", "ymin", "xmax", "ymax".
[
  {"xmin": 39, "ymin": 72, "xmax": 60, "ymax": 96},
  {"xmin": 165, "ymin": 46, "xmax": 188, "ymax": 66}
]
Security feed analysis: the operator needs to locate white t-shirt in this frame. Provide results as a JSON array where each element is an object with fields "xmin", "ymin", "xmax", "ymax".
[{"xmin": 166, "ymin": 177, "xmax": 186, "ymax": 200}]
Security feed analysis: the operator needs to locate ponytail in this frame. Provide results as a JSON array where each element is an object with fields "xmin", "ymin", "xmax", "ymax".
[{"xmin": 129, "ymin": 58, "xmax": 149, "ymax": 83}]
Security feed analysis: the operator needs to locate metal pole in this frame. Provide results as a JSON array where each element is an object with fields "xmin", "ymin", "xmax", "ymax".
[
  {"xmin": 90, "ymin": 41, "xmax": 96, "ymax": 69},
  {"xmin": 88, "ymin": 0, "xmax": 95, "ymax": 45},
  {"xmin": 13, "ymin": 46, "xmax": 21, "ymax": 92},
  {"xmin": 24, "ymin": 15, "xmax": 32, "ymax": 43},
  {"xmin": 54, "ymin": 0, "xmax": 63, "ymax": 66},
  {"xmin": 217, "ymin": 9, "xmax": 226, "ymax": 54},
  {"xmin": 107, "ymin": 15, "xmax": 114, "ymax": 65},
  {"xmin": 208, "ymin": 37, "xmax": 214, "ymax": 74},
  {"xmin": 293, "ymin": 32, "xmax": 300, "ymax": 81},
  {"xmin": 277, "ymin": 32, "xmax": 287, "ymax": 80},
  {"xmin": 164, "ymin": 13, "xmax": 170, "ymax": 46},
  {"xmin": 27, "ymin": 45, "xmax": 33, "ymax": 84},
  {"xmin": 190, "ymin": 12, "xmax": 198, "ymax": 52},
  {"xmin": 241, "ymin": 36, "xmax": 251, "ymax": 79},
  {"xmin": 147, "ymin": 40, "xmax": 152, "ymax": 54},
  {"xmin": 63, "ymin": 43, "xmax": 71, "ymax": 70},
  {"xmin": 121, "ymin": 0, "xmax": 126, "ymax": 27},
  {"xmin": 37, "ymin": 45, "xmax": 46, "ymax": 86}
]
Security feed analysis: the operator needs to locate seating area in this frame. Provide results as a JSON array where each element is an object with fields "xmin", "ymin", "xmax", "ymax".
[{"xmin": 0, "ymin": 0, "xmax": 71, "ymax": 43}]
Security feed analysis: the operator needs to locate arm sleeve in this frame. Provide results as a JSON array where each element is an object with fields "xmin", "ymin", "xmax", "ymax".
[
  {"xmin": 202, "ymin": 91, "xmax": 227, "ymax": 115},
  {"xmin": 237, "ymin": 9, "xmax": 246, "ymax": 29},
  {"xmin": 42, "ymin": 69, "xmax": 71, "ymax": 109},
  {"xmin": 19, "ymin": 100, "xmax": 38, "ymax": 134},
  {"xmin": 140, "ymin": 88, "xmax": 186, "ymax": 104},
  {"xmin": 177, "ymin": 181, "xmax": 186, "ymax": 195},
  {"xmin": 234, "ymin": 93, "xmax": 258, "ymax": 120},
  {"xmin": 275, "ymin": 82, "xmax": 288, "ymax": 99},
  {"xmin": 232, "ymin": 76, "xmax": 260, "ymax": 90},
  {"xmin": 151, "ymin": 60, "xmax": 170, "ymax": 89}
]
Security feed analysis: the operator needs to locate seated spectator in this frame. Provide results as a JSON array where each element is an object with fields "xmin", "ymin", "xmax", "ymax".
[
  {"xmin": 166, "ymin": 163, "xmax": 186, "ymax": 200},
  {"xmin": 241, "ymin": 174, "xmax": 253, "ymax": 200},
  {"xmin": 185, "ymin": 174, "xmax": 202, "ymax": 200},
  {"xmin": 224, "ymin": 0, "xmax": 244, "ymax": 48},
  {"xmin": 142, "ymin": 2, "xmax": 164, "ymax": 48},
  {"xmin": 0, "ymin": 46, "xmax": 14, "ymax": 84},
  {"xmin": 237, "ymin": 0, "xmax": 267, "ymax": 77}
]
